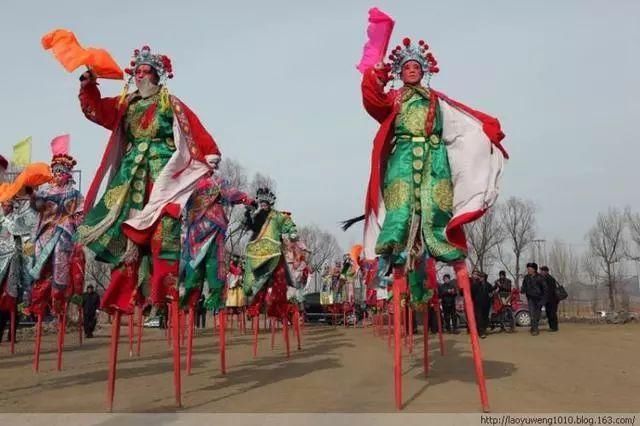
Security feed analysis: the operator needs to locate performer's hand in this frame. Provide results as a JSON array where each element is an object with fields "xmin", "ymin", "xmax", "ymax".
[
  {"xmin": 79, "ymin": 70, "xmax": 97, "ymax": 87},
  {"xmin": 373, "ymin": 62, "xmax": 391, "ymax": 85},
  {"xmin": 205, "ymin": 154, "xmax": 221, "ymax": 170}
]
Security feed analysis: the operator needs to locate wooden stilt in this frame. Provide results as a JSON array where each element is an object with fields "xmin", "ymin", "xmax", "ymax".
[
  {"xmin": 171, "ymin": 300, "xmax": 182, "ymax": 408},
  {"xmin": 33, "ymin": 313, "xmax": 43, "ymax": 373},
  {"xmin": 106, "ymin": 311, "xmax": 122, "ymax": 412},
  {"xmin": 454, "ymin": 261, "xmax": 490, "ymax": 412}
]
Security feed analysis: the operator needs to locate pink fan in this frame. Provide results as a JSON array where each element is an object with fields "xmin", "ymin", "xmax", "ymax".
[{"xmin": 356, "ymin": 7, "xmax": 395, "ymax": 73}]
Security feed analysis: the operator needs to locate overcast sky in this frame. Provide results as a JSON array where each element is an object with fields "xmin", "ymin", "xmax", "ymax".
[{"xmin": 1, "ymin": 0, "xmax": 639, "ymax": 252}]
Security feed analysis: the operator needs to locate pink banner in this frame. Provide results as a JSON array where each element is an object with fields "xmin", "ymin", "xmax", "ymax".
[
  {"xmin": 356, "ymin": 7, "xmax": 395, "ymax": 73},
  {"xmin": 51, "ymin": 134, "xmax": 70, "ymax": 156}
]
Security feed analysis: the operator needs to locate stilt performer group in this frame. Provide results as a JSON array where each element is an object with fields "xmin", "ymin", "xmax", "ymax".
[
  {"xmin": 0, "ymin": 5, "xmax": 509, "ymax": 411},
  {"xmin": 345, "ymin": 7, "xmax": 508, "ymax": 411}
]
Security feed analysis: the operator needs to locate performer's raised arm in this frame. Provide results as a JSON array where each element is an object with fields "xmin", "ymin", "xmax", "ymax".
[
  {"xmin": 361, "ymin": 64, "xmax": 394, "ymax": 123},
  {"xmin": 78, "ymin": 70, "xmax": 120, "ymax": 131}
]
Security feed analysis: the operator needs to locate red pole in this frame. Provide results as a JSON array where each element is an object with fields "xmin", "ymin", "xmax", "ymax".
[
  {"xmin": 78, "ymin": 309, "xmax": 83, "ymax": 346},
  {"xmin": 252, "ymin": 315, "xmax": 259, "ymax": 358},
  {"xmin": 270, "ymin": 318, "xmax": 276, "ymax": 350},
  {"xmin": 10, "ymin": 309, "xmax": 16, "ymax": 355},
  {"xmin": 294, "ymin": 309, "xmax": 301, "ymax": 350},
  {"xmin": 33, "ymin": 313, "xmax": 43, "ymax": 373},
  {"xmin": 171, "ymin": 299, "xmax": 182, "ymax": 407},
  {"xmin": 181, "ymin": 309, "xmax": 187, "ymax": 348},
  {"xmin": 136, "ymin": 307, "xmax": 143, "ymax": 357},
  {"xmin": 282, "ymin": 314, "xmax": 290, "ymax": 358},
  {"xmin": 423, "ymin": 309, "xmax": 429, "ymax": 377},
  {"xmin": 434, "ymin": 300, "xmax": 445, "ymax": 356},
  {"xmin": 167, "ymin": 304, "xmax": 172, "ymax": 347},
  {"xmin": 187, "ymin": 306, "xmax": 195, "ymax": 375},
  {"xmin": 408, "ymin": 307, "xmax": 414, "ymax": 354},
  {"xmin": 57, "ymin": 311, "xmax": 67, "ymax": 371},
  {"xmin": 106, "ymin": 310, "xmax": 122, "ymax": 412},
  {"xmin": 392, "ymin": 269, "xmax": 404, "ymax": 410},
  {"xmin": 219, "ymin": 310, "xmax": 226, "ymax": 375},
  {"xmin": 454, "ymin": 261, "xmax": 490, "ymax": 412},
  {"xmin": 128, "ymin": 313, "xmax": 134, "ymax": 357}
]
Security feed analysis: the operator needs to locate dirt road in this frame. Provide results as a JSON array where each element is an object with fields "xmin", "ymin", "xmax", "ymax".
[{"xmin": 0, "ymin": 322, "xmax": 638, "ymax": 412}]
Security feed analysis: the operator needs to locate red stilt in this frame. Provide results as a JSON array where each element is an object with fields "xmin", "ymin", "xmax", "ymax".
[
  {"xmin": 167, "ymin": 304, "xmax": 172, "ymax": 347},
  {"xmin": 392, "ymin": 269, "xmax": 405, "ymax": 410},
  {"xmin": 10, "ymin": 309, "xmax": 16, "ymax": 355},
  {"xmin": 187, "ymin": 306, "xmax": 195, "ymax": 375},
  {"xmin": 282, "ymin": 315, "xmax": 290, "ymax": 358},
  {"xmin": 33, "ymin": 313, "xmax": 43, "ymax": 373},
  {"xmin": 423, "ymin": 310, "xmax": 429, "ymax": 377},
  {"xmin": 270, "ymin": 318, "xmax": 276, "ymax": 350},
  {"xmin": 219, "ymin": 310, "xmax": 226, "ymax": 375},
  {"xmin": 454, "ymin": 261, "xmax": 490, "ymax": 412},
  {"xmin": 136, "ymin": 307, "xmax": 143, "ymax": 357},
  {"xmin": 180, "ymin": 310, "xmax": 187, "ymax": 348},
  {"xmin": 293, "ymin": 309, "xmax": 301, "ymax": 350},
  {"xmin": 263, "ymin": 311, "xmax": 267, "ymax": 330},
  {"xmin": 128, "ymin": 313, "xmax": 134, "ymax": 357},
  {"xmin": 434, "ymin": 299, "xmax": 445, "ymax": 356},
  {"xmin": 56, "ymin": 311, "xmax": 67, "ymax": 371},
  {"xmin": 408, "ymin": 307, "xmax": 414, "ymax": 354},
  {"xmin": 78, "ymin": 309, "xmax": 83, "ymax": 346},
  {"xmin": 252, "ymin": 315, "xmax": 259, "ymax": 358},
  {"xmin": 170, "ymin": 299, "xmax": 182, "ymax": 407},
  {"xmin": 106, "ymin": 310, "xmax": 122, "ymax": 412}
]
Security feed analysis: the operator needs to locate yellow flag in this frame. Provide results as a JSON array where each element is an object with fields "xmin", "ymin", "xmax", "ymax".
[{"xmin": 12, "ymin": 137, "xmax": 32, "ymax": 167}]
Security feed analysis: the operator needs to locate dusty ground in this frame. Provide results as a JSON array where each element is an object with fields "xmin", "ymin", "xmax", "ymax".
[{"xmin": 0, "ymin": 321, "xmax": 638, "ymax": 412}]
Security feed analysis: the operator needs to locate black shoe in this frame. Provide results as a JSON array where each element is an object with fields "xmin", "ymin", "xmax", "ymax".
[
  {"xmin": 480, "ymin": 333, "xmax": 487, "ymax": 339},
  {"xmin": 550, "ymin": 328, "xmax": 559, "ymax": 332},
  {"xmin": 452, "ymin": 329, "xmax": 460, "ymax": 335},
  {"xmin": 531, "ymin": 330, "xmax": 539, "ymax": 336}
]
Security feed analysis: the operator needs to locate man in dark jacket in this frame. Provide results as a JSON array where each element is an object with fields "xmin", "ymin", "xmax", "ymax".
[
  {"xmin": 494, "ymin": 271, "xmax": 512, "ymax": 297},
  {"xmin": 540, "ymin": 266, "xmax": 559, "ymax": 332},
  {"xmin": 438, "ymin": 274, "xmax": 459, "ymax": 333},
  {"xmin": 521, "ymin": 263, "xmax": 545, "ymax": 336},
  {"xmin": 471, "ymin": 272, "xmax": 493, "ymax": 338},
  {"xmin": 82, "ymin": 284, "xmax": 100, "ymax": 338}
]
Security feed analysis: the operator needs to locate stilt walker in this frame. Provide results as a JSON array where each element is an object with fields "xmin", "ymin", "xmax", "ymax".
[
  {"xmin": 178, "ymin": 172, "xmax": 252, "ymax": 372},
  {"xmin": 45, "ymin": 32, "xmax": 222, "ymax": 410},
  {"xmin": 243, "ymin": 187, "xmax": 301, "ymax": 358},
  {"xmin": 0, "ymin": 157, "xmax": 41, "ymax": 357},
  {"xmin": 346, "ymin": 8, "xmax": 508, "ymax": 412},
  {"xmin": 29, "ymin": 142, "xmax": 84, "ymax": 372}
]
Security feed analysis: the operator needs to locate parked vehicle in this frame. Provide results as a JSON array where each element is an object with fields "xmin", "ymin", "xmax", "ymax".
[
  {"xmin": 455, "ymin": 289, "xmax": 534, "ymax": 329},
  {"xmin": 302, "ymin": 292, "xmax": 363, "ymax": 325}
]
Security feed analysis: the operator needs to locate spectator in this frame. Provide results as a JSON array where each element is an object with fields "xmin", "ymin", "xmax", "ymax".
[
  {"xmin": 81, "ymin": 284, "xmax": 100, "ymax": 338},
  {"xmin": 438, "ymin": 274, "xmax": 459, "ymax": 333},
  {"xmin": 196, "ymin": 294, "xmax": 207, "ymax": 329},
  {"xmin": 494, "ymin": 270, "xmax": 512, "ymax": 297},
  {"xmin": 471, "ymin": 272, "xmax": 493, "ymax": 338},
  {"xmin": 540, "ymin": 266, "xmax": 560, "ymax": 332},
  {"xmin": 521, "ymin": 262, "xmax": 545, "ymax": 336}
]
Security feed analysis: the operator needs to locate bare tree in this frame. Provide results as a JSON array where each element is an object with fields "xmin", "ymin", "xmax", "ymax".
[
  {"xmin": 582, "ymin": 252, "xmax": 601, "ymax": 314},
  {"xmin": 497, "ymin": 197, "xmax": 536, "ymax": 287},
  {"xmin": 465, "ymin": 207, "xmax": 504, "ymax": 273},
  {"xmin": 586, "ymin": 208, "xmax": 627, "ymax": 312},
  {"xmin": 298, "ymin": 225, "xmax": 342, "ymax": 291},
  {"xmin": 624, "ymin": 208, "xmax": 640, "ymax": 261},
  {"xmin": 219, "ymin": 159, "xmax": 251, "ymax": 256}
]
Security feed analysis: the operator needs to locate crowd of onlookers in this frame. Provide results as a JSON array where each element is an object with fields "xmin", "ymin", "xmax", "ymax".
[{"xmin": 432, "ymin": 263, "xmax": 563, "ymax": 338}]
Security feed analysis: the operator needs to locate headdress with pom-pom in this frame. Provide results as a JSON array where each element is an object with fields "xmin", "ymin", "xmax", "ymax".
[
  {"xmin": 51, "ymin": 154, "xmax": 77, "ymax": 175},
  {"xmin": 387, "ymin": 37, "xmax": 440, "ymax": 86},
  {"xmin": 120, "ymin": 45, "xmax": 174, "ymax": 108}
]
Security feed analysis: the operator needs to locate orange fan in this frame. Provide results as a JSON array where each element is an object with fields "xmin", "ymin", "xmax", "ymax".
[
  {"xmin": 0, "ymin": 163, "xmax": 52, "ymax": 202},
  {"xmin": 42, "ymin": 29, "xmax": 123, "ymax": 80},
  {"xmin": 349, "ymin": 244, "xmax": 364, "ymax": 270}
]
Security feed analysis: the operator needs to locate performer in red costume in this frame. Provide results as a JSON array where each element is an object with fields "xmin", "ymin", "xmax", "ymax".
[{"xmin": 74, "ymin": 45, "xmax": 221, "ymax": 410}]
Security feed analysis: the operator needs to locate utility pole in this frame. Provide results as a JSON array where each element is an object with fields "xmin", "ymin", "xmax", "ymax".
[{"xmin": 532, "ymin": 239, "xmax": 546, "ymax": 265}]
